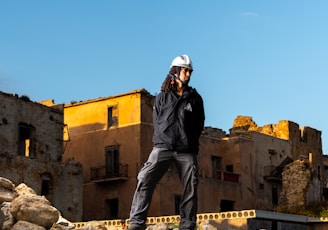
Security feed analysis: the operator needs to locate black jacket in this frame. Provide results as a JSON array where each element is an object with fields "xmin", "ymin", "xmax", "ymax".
[{"xmin": 152, "ymin": 87, "xmax": 205, "ymax": 153}]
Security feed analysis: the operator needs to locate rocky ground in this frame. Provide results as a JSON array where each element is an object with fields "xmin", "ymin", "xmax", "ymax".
[
  {"xmin": 1, "ymin": 176, "xmax": 191, "ymax": 230},
  {"xmin": 0, "ymin": 176, "xmax": 78, "ymax": 229}
]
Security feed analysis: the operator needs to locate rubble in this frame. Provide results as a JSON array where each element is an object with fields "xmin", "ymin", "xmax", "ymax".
[
  {"xmin": 0, "ymin": 177, "xmax": 17, "ymax": 203},
  {"xmin": 0, "ymin": 176, "xmax": 75, "ymax": 230}
]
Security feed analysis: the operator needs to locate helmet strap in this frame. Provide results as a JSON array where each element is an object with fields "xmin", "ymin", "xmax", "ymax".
[
  {"xmin": 174, "ymin": 66, "xmax": 186, "ymax": 85},
  {"xmin": 177, "ymin": 67, "xmax": 190, "ymax": 85}
]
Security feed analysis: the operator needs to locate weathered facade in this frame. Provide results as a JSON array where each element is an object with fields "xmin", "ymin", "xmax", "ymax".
[
  {"xmin": 197, "ymin": 122, "xmax": 293, "ymax": 213},
  {"xmin": 218, "ymin": 116, "xmax": 324, "ymax": 212},
  {"xmin": 0, "ymin": 92, "xmax": 83, "ymax": 222},
  {"xmin": 63, "ymin": 89, "xmax": 155, "ymax": 221},
  {"xmin": 63, "ymin": 89, "xmax": 326, "ymax": 221}
]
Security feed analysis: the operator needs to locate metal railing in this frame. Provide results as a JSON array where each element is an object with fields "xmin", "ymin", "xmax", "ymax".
[
  {"xmin": 90, "ymin": 163, "xmax": 128, "ymax": 181},
  {"xmin": 215, "ymin": 170, "xmax": 239, "ymax": 183}
]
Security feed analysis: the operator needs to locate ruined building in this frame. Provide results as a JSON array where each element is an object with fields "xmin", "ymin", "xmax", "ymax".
[
  {"xmin": 62, "ymin": 89, "xmax": 327, "ymax": 221},
  {"xmin": 0, "ymin": 91, "xmax": 83, "ymax": 222},
  {"xmin": 225, "ymin": 115, "xmax": 325, "ymax": 211}
]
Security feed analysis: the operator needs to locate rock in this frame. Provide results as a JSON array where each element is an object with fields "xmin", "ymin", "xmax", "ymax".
[
  {"xmin": 0, "ymin": 206, "xmax": 4, "ymax": 229},
  {"xmin": 77, "ymin": 220, "xmax": 107, "ymax": 230},
  {"xmin": 11, "ymin": 220, "xmax": 46, "ymax": 230},
  {"xmin": 14, "ymin": 183, "xmax": 37, "ymax": 196},
  {"xmin": 0, "ymin": 177, "xmax": 74, "ymax": 229},
  {"xmin": 10, "ymin": 194, "xmax": 60, "ymax": 228},
  {"xmin": 1, "ymin": 202, "xmax": 15, "ymax": 230},
  {"xmin": 0, "ymin": 187, "xmax": 17, "ymax": 203},
  {"xmin": 0, "ymin": 177, "xmax": 17, "ymax": 203},
  {"xmin": 146, "ymin": 223, "xmax": 169, "ymax": 230},
  {"xmin": 50, "ymin": 223, "xmax": 73, "ymax": 230},
  {"xmin": 0, "ymin": 177, "xmax": 15, "ymax": 191},
  {"xmin": 52, "ymin": 214, "xmax": 76, "ymax": 229},
  {"xmin": 199, "ymin": 220, "xmax": 218, "ymax": 230}
]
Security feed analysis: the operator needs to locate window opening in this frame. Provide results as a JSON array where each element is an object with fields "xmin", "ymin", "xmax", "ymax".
[
  {"xmin": 301, "ymin": 128, "xmax": 307, "ymax": 143},
  {"xmin": 18, "ymin": 123, "xmax": 34, "ymax": 157},
  {"xmin": 108, "ymin": 106, "xmax": 118, "ymax": 128},
  {"xmin": 268, "ymin": 149, "xmax": 277, "ymax": 155},
  {"xmin": 272, "ymin": 184, "xmax": 278, "ymax": 205},
  {"xmin": 323, "ymin": 188, "xmax": 328, "ymax": 200},
  {"xmin": 41, "ymin": 173, "xmax": 53, "ymax": 202},
  {"xmin": 105, "ymin": 198, "xmax": 118, "ymax": 219},
  {"xmin": 212, "ymin": 156, "xmax": 222, "ymax": 178},
  {"xmin": 220, "ymin": 200, "xmax": 234, "ymax": 212},
  {"xmin": 105, "ymin": 146, "xmax": 120, "ymax": 177},
  {"xmin": 259, "ymin": 183, "xmax": 264, "ymax": 190},
  {"xmin": 226, "ymin": 164, "xmax": 233, "ymax": 173}
]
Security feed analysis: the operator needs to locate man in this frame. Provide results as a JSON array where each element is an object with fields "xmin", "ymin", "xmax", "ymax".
[{"xmin": 128, "ymin": 54, "xmax": 205, "ymax": 230}]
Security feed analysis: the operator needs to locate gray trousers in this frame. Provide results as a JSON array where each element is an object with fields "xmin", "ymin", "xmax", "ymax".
[{"xmin": 129, "ymin": 147, "xmax": 199, "ymax": 230}]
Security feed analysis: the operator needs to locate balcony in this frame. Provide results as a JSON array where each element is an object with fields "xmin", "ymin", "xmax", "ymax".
[
  {"xmin": 90, "ymin": 163, "xmax": 128, "ymax": 182},
  {"xmin": 215, "ymin": 170, "xmax": 239, "ymax": 183}
]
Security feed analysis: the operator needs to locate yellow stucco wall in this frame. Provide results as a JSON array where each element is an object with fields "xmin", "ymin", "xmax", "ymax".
[{"xmin": 64, "ymin": 92, "xmax": 142, "ymax": 129}]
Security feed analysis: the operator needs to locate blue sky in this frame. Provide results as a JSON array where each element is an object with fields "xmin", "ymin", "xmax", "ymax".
[{"xmin": 1, "ymin": 1, "xmax": 328, "ymax": 153}]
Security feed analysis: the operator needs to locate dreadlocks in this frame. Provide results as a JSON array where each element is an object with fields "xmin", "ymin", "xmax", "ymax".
[{"xmin": 160, "ymin": 67, "xmax": 179, "ymax": 92}]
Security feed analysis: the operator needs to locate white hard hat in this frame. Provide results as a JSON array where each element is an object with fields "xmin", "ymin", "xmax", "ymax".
[{"xmin": 170, "ymin": 54, "xmax": 193, "ymax": 70}]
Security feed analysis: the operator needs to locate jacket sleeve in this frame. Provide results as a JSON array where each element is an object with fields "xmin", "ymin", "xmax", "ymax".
[{"xmin": 196, "ymin": 94, "xmax": 205, "ymax": 137}]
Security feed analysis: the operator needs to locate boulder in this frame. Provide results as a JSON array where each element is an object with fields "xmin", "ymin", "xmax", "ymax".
[
  {"xmin": 0, "ymin": 177, "xmax": 17, "ymax": 203},
  {"xmin": 14, "ymin": 183, "xmax": 37, "ymax": 196},
  {"xmin": 1, "ymin": 202, "xmax": 15, "ymax": 230},
  {"xmin": 0, "ymin": 177, "xmax": 71, "ymax": 229},
  {"xmin": 11, "ymin": 220, "xmax": 46, "ymax": 230},
  {"xmin": 0, "ymin": 177, "xmax": 15, "ymax": 191},
  {"xmin": 10, "ymin": 194, "xmax": 60, "ymax": 228}
]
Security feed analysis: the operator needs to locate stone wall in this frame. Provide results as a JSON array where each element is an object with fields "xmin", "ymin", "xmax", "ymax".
[
  {"xmin": 279, "ymin": 160, "xmax": 311, "ymax": 209},
  {"xmin": 0, "ymin": 91, "xmax": 83, "ymax": 222},
  {"xmin": 0, "ymin": 92, "xmax": 64, "ymax": 161},
  {"xmin": 231, "ymin": 115, "xmax": 322, "ymax": 148},
  {"xmin": 202, "ymin": 126, "xmax": 227, "ymax": 138}
]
